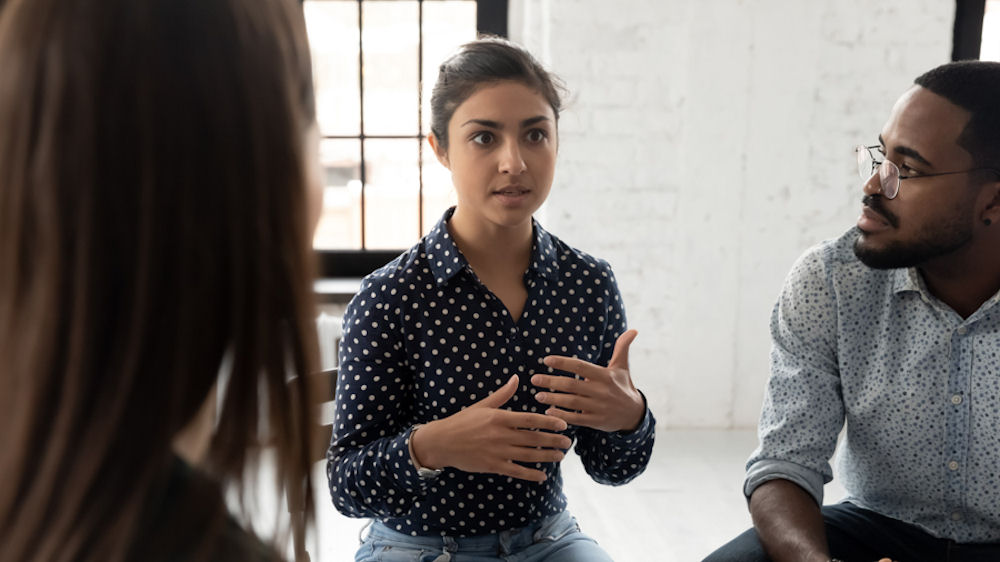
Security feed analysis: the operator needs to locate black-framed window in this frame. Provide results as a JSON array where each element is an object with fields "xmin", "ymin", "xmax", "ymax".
[
  {"xmin": 953, "ymin": 0, "xmax": 1000, "ymax": 60},
  {"xmin": 303, "ymin": 0, "xmax": 507, "ymax": 278},
  {"xmin": 981, "ymin": 0, "xmax": 1000, "ymax": 60}
]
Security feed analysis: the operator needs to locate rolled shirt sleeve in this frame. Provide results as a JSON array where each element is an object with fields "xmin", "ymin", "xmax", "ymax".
[{"xmin": 745, "ymin": 242, "xmax": 845, "ymax": 505}]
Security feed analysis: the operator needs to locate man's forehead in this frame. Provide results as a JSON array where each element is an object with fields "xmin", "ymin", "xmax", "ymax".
[{"xmin": 881, "ymin": 85, "xmax": 972, "ymax": 161}]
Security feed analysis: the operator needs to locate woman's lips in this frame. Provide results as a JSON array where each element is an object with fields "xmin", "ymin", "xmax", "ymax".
[
  {"xmin": 492, "ymin": 186, "xmax": 531, "ymax": 205},
  {"xmin": 493, "ymin": 185, "xmax": 530, "ymax": 195}
]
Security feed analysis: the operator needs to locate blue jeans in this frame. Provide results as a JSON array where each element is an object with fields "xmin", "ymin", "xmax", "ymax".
[
  {"xmin": 703, "ymin": 501, "xmax": 1000, "ymax": 562},
  {"xmin": 354, "ymin": 510, "xmax": 613, "ymax": 562}
]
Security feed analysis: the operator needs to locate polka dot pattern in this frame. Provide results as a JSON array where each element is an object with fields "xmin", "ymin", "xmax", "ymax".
[
  {"xmin": 326, "ymin": 207, "xmax": 655, "ymax": 536},
  {"xmin": 746, "ymin": 227, "xmax": 1000, "ymax": 543}
]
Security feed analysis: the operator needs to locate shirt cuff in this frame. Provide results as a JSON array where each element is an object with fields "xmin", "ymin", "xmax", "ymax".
[
  {"xmin": 391, "ymin": 425, "xmax": 433, "ymax": 495},
  {"xmin": 744, "ymin": 458, "xmax": 826, "ymax": 505},
  {"xmin": 608, "ymin": 393, "xmax": 655, "ymax": 446}
]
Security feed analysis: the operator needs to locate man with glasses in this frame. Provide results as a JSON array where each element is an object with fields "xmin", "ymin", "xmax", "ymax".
[{"xmin": 705, "ymin": 61, "xmax": 1000, "ymax": 562}]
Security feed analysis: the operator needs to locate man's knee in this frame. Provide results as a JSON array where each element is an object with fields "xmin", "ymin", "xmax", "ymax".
[{"xmin": 701, "ymin": 527, "xmax": 770, "ymax": 562}]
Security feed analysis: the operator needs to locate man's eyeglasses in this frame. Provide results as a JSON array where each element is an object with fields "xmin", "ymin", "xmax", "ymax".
[{"xmin": 856, "ymin": 145, "xmax": 1000, "ymax": 200}]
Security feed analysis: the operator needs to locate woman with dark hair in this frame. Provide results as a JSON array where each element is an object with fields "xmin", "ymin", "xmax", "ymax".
[
  {"xmin": 0, "ymin": 0, "xmax": 322, "ymax": 560},
  {"xmin": 329, "ymin": 37, "xmax": 656, "ymax": 561}
]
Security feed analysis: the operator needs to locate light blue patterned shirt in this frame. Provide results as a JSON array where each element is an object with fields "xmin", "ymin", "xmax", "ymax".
[{"xmin": 745, "ymin": 227, "xmax": 1000, "ymax": 543}]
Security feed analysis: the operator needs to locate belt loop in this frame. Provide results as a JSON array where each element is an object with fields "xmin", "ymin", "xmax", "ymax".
[
  {"xmin": 498, "ymin": 525, "xmax": 515, "ymax": 556},
  {"xmin": 357, "ymin": 519, "xmax": 373, "ymax": 544}
]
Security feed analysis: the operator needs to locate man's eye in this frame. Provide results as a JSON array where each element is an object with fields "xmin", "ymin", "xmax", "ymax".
[{"xmin": 471, "ymin": 132, "xmax": 494, "ymax": 145}]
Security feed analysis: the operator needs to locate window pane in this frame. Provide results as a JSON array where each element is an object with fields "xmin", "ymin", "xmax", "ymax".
[
  {"xmin": 421, "ymin": 1, "xmax": 478, "ymax": 135},
  {"xmin": 314, "ymin": 139, "xmax": 362, "ymax": 250},
  {"xmin": 362, "ymin": 1, "xmax": 420, "ymax": 136},
  {"xmin": 304, "ymin": 1, "xmax": 361, "ymax": 136},
  {"xmin": 363, "ymin": 139, "xmax": 420, "ymax": 249},
  {"xmin": 983, "ymin": 0, "xmax": 1000, "ymax": 61}
]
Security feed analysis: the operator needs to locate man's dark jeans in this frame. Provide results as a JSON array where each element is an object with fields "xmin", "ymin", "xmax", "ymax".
[{"xmin": 703, "ymin": 502, "xmax": 1000, "ymax": 562}]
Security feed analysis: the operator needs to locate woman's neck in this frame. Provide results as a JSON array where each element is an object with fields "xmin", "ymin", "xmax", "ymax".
[{"xmin": 447, "ymin": 207, "xmax": 534, "ymax": 274}]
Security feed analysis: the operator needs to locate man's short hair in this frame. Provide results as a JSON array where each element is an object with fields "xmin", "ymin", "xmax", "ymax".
[{"xmin": 915, "ymin": 61, "xmax": 1000, "ymax": 168}]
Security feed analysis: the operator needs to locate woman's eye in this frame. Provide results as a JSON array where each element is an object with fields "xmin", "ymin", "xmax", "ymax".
[
  {"xmin": 526, "ymin": 129, "xmax": 547, "ymax": 143},
  {"xmin": 471, "ymin": 132, "xmax": 494, "ymax": 145}
]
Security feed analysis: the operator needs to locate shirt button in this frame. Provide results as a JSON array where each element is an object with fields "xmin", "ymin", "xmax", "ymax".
[
  {"xmin": 957, "ymin": 326, "xmax": 968, "ymax": 335},
  {"xmin": 948, "ymin": 460, "xmax": 960, "ymax": 471},
  {"xmin": 951, "ymin": 394, "xmax": 963, "ymax": 405},
  {"xmin": 952, "ymin": 512, "xmax": 963, "ymax": 521}
]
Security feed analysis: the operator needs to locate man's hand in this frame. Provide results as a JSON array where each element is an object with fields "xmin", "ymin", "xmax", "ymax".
[
  {"xmin": 411, "ymin": 375, "xmax": 572, "ymax": 482},
  {"xmin": 531, "ymin": 329, "xmax": 645, "ymax": 433}
]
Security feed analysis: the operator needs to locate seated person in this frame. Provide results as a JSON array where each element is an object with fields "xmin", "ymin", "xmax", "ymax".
[
  {"xmin": 327, "ymin": 37, "xmax": 656, "ymax": 561},
  {"xmin": 705, "ymin": 61, "xmax": 1000, "ymax": 562}
]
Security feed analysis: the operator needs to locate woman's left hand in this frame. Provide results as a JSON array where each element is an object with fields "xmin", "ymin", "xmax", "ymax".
[{"xmin": 531, "ymin": 329, "xmax": 645, "ymax": 433}]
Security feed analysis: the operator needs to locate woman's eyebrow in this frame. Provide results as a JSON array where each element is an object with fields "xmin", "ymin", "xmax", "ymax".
[
  {"xmin": 460, "ymin": 118, "xmax": 501, "ymax": 128},
  {"xmin": 460, "ymin": 115, "xmax": 551, "ymax": 129}
]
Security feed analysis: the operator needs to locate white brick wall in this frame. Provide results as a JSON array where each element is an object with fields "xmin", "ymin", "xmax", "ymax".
[{"xmin": 510, "ymin": 0, "xmax": 954, "ymax": 427}]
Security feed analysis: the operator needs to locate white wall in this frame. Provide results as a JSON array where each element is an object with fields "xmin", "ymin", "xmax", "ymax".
[{"xmin": 509, "ymin": 0, "xmax": 954, "ymax": 427}]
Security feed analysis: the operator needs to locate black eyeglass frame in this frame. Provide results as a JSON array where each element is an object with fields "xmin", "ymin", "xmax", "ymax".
[{"xmin": 856, "ymin": 144, "xmax": 1000, "ymax": 200}]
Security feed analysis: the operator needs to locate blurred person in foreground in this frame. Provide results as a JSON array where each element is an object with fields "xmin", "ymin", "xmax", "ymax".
[
  {"xmin": 0, "ymin": 0, "xmax": 324, "ymax": 560},
  {"xmin": 705, "ymin": 61, "xmax": 1000, "ymax": 562}
]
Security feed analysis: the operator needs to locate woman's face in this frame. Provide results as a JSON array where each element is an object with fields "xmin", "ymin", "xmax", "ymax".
[{"xmin": 431, "ymin": 80, "xmax": 557, "ymax": 231}]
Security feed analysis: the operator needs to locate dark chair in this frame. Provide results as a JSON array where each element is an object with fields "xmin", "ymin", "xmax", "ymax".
[{"xmin": 288, "ymin": 367, "xmax": 337, "ymax": 562}]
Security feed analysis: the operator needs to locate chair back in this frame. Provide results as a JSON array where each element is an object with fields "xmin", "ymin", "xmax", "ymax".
[{"xmin": 289, "ymin": 367, "xmax": 337, "ymax": 562}]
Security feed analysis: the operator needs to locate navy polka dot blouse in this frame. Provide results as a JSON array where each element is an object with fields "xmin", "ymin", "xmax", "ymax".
[
  {"xmin": 326, "ymin": 207, "xmax": 656, "ymax": 537},
  {"xmin": 746, "ymin": 227, "xmax": 1000, "ymax": 542}
]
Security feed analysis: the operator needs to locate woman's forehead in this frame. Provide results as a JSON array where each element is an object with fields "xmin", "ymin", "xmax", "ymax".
[{"xmin": 451, "ymin": 81, "xmax": 555, "ymax": 127}]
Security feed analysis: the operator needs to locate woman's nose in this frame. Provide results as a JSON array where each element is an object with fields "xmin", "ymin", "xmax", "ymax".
[{"xmin": 498, "ymin": 141, "xmax": 526, "ymax": 175}]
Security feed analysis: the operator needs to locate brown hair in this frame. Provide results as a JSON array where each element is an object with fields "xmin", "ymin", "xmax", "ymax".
[
  {"xmin": 0, "ymin": 0, "xmax": 318, "ymax": 560},
  {"xmin": 429, "ymin": 36, "xmax": 566, "ymax": 150}
]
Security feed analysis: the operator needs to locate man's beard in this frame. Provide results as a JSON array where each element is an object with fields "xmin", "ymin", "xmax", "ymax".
[{"xmin": 853, "ymin": 195, "xmax": 973, "ymax": 269}]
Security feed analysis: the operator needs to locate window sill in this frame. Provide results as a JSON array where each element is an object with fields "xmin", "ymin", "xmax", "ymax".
[{"xmin": 314, "ymin": 278, "xmax": 362, "ymax": 303}]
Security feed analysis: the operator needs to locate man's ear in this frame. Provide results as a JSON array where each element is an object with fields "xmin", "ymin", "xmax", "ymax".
[
  {"xmin": 981, "ymin": 178, "xmax": 1000, "ymax": 226},
  {"xmin": 428, "ymin": 133, "xmax": 449, "ymax": 169}
]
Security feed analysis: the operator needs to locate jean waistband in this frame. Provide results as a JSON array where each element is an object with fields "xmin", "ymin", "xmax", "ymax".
[{"xmin": 365, "ymin": 509, "xmax": 577, "ymax": 554}]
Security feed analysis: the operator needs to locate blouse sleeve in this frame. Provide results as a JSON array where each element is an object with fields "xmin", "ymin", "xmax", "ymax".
[
  {"xmin": 572, "ymin": 263, "xmax": 656, "ymax": 485},
  {"xmin": 325, "ymin": 275, "xmax": 430, "ymax": 519}
]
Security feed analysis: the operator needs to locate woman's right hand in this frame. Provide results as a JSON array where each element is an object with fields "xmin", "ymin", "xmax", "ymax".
[{"xmin": 410, "ymin": 375, "xmax": 572, "ymax": 482}]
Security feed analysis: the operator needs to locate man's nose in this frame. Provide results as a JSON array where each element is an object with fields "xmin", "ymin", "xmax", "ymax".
[{"xmin": 862, "ymin": 167, "xmax": 883, "ymax": 197}]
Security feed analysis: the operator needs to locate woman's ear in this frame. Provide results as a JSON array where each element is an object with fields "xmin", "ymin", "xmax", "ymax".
[{"xmin": 428, "ymin": 133, "xmax": 450, "ymax": 169}]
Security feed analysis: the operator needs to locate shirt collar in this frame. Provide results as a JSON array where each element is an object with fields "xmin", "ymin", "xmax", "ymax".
[
  {"xmin": 531, "ymin": 221, "xmax": 560, "ymax": 281},
  {"xmin": 423, "ymin": 207, "xmax": 560, "ymax": 287},
  {"xmin": 892, "ymin": 267, "xmax": 923, "ymax": 295},
  {"xmin": 892, "ymin": 266, "xmax": 1000, "ymax": 317}
]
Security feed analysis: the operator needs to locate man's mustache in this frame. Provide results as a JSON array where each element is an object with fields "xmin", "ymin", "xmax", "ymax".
[{"xmin": 862, "ymin": 195, "xmax": 899, "ymax": 228}]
